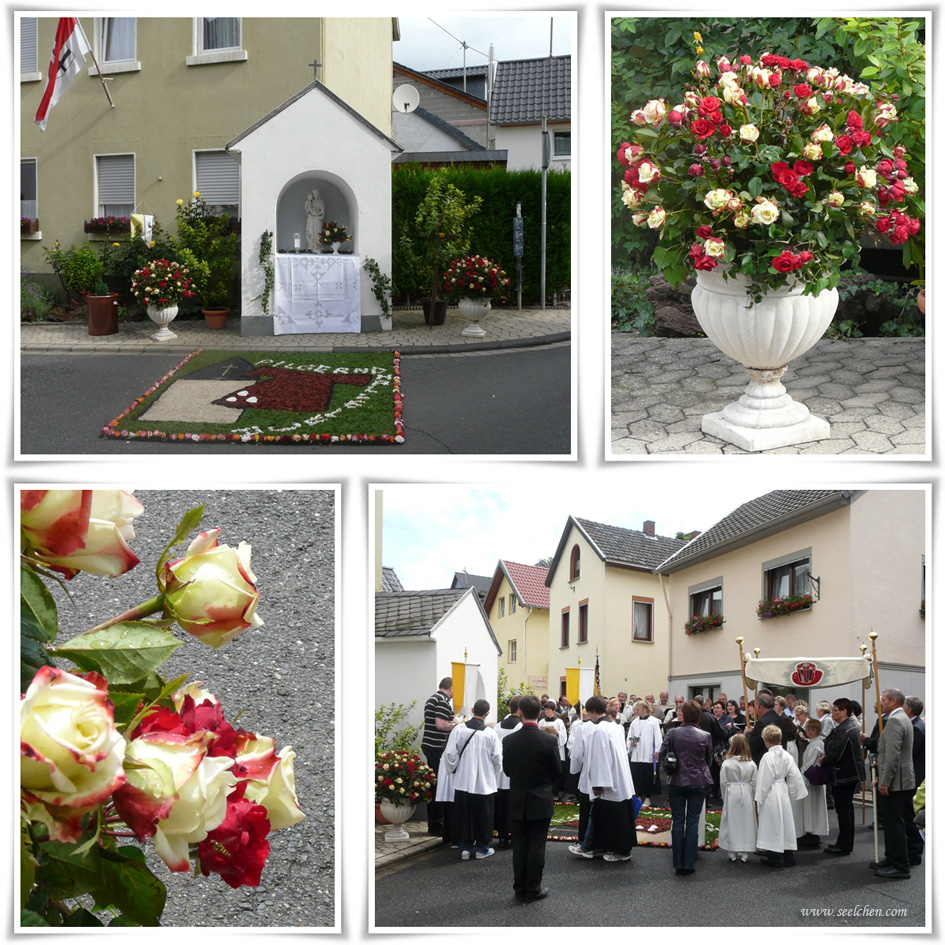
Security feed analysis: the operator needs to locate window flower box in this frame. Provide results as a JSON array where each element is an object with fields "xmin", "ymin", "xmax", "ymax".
[
  {"xmin": 684, "ymin": 612, "xmax": 724, "ymax": 635},
  {"xmin": 757, "ymin": 594, "xmax": 813, "ymax": 620},
  {"xmin": 21, "ymin": 217, "xmax": 39, "ymax": 235},
  {"xmin": 84, "ymin": 216, "xmax": 131, "ymax": 236}
]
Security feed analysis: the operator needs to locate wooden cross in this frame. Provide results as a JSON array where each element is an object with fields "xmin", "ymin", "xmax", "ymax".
[{"xmin": 309, "ymin": 58, "xmax": 322, "ymax": 82}]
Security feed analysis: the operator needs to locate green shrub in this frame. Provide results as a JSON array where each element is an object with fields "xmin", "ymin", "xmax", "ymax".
[
  {"xmin": 612, "ymin": 267, "xmax": 656, "ymax": 335},
  {"xmin": 392, "ymin": 165, "xmax": 571, "ymax": 306},
  {"xmin": 20, "ymin": 271, "xmax": 58, "ymax": 321},
  {"xmin": 375, "ymin": 702, "xmax": 421, "ymax": 757},
  {"xmin": 43, "ymin": 242, "xmax": 103, "ymax": 298}
]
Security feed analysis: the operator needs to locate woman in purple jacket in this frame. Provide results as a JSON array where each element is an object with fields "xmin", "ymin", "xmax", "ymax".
[{"xmin": 658, "ymin": 700, "xmax": 713, "ymax": 875}]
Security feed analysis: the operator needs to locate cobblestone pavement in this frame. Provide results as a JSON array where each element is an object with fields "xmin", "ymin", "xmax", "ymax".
[
  {"xmin": 19, "ymin": 306, "xmax": 570, "ymax": 354},
  {"xmin": 611, "ymin": 335, "xmax": 926, "ymax": 455},
  {"xmin": 375, "ymin": 819, "xmax": 442, "ymax": 871}
]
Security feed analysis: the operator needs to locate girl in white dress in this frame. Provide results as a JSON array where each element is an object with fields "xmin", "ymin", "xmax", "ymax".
[
  {"xmin": 719, "ymin": 733, "xmax": 757, "ymax": 862},
  {"xmin": 797, "ymin": 718, "xmax": 830, "ymax": 845}
]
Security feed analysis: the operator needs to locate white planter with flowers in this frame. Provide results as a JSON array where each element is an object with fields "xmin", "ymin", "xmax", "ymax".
[
  {"xmin": 131, "ymin": 258, "xmax": 195, "ymax": 343},
  {"xmin": 692, "ymin": 266, "xmax": 837, "ymax": 450},
  {"xmin": 146, "ymin": 304, "xmax": 179, "ymax": 341},
  {"xmin": 378, "ymin": 799, "xmax": 415, "ymax": 841},
  {"xmin": 458, "ymin": 297, "xmax": 491, "ymax": 336},
  {"xmin": 443, "ymin": 255, "xmax": 510, "ymax": 339}
]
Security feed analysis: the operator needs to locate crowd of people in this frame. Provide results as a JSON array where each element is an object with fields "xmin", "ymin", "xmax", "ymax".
[{"xmin": 418, "ymin": 678, "xmax": 925, "ymax": 902}]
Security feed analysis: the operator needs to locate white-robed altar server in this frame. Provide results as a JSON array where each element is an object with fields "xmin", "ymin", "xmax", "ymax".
[
  {"xmin": 627, "ymin": 700, "xmax": 663, "ymax": 807},
  {"xmin": 718, "ymin": 733, "xmax": 757, "ymax": 862},
  {"xmin": 754, "ymin": 724, "xmax": 808, "ymax": 868},
  {"xmin": 797, "ymin": 718, "xmax": 830, "ymax": 847},
  {"xmin": 569, "ymin": 695, "xmax": 637, "ymax": 863},
  {"xmin": 539, "ymin": 700, "xmax": 568, "ymax": 800},
  {"xmin": 441, "ymin": 699, "xmax": 503, "ymax": 860},
  {"xmin": 493, "ymin": 696, "xmax": 524, "ymax": 846}
]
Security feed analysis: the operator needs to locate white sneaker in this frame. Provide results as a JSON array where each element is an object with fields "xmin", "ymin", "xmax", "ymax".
[
  {"xmin": 603, "ymin": 853, "xmax": 632, "ymax": 862},
  {"xmin": 569, "ymin": 843, "xmax": 594, "ymax": 859},
  {"xmin": 461, "ymin": 850, "xmax": 471, "ymax": 860},
  {"xmin": 642, "ymin": 799, "xmax": 651, "ymax": 808},
  {"xmin": 476, "ymin": 848, "xmax": 495, "ymax": 859},
  {"xmin": 739, "ymin": 853, "xmax": 748, "ymax": 862},
  {"xmin": 728, "ymin": 853, "xmax": 737, "ymax": 862}
]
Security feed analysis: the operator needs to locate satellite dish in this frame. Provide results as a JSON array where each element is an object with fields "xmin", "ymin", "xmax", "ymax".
[{"xmin": 392, "ymin": 84, "xmax": 420, "ymax": 114}]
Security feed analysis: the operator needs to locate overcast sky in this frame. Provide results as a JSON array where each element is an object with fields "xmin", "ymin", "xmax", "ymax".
[
  {"xmin": 395, "ymin": 14, "xmax": 572, "ymax": 72},
  {"xmin": 379, "ymin": 482, "xmax": 767, "ymax": 590}
]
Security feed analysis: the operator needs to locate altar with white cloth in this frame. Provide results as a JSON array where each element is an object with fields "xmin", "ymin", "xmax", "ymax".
[{"xmin": 273, "ymin": 253, "xmax": 361, "ymax": 334}]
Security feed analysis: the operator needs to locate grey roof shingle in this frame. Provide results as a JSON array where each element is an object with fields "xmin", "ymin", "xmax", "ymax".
[
  {"xmin": 656, "ymin": 490, "xmax": 857, "ymax": 573},
  {"xmin": 424, "ymin": 65, "xmax": 490, "ymax": 81},
  {"xmin": 413, "ymin": 106, "xmax": 485, "ymax": 150},
  {"xmin": 490, "ymin": 56, "xmax": 570, "ymax": 125},
  {"xmin": 575, "ymin": 518, "xmax": 687, "ymax": 571},
  {"xmin": 375, "ymin": 588, "xmax": 468, "ymax": 638},
  {"xmin": 451, "ymin": 571, "xmax": 492, "ymax": 596},
  {"xmin": 381, "ymin": 566, "xmax": 403, "ymax": 592}
]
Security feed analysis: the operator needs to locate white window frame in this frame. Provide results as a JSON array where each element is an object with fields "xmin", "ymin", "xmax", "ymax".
[
  {"xmin": 578, "ymin": 599, "xmax": 588, "ymax": 644},
  {"xmin": 20, "ymin": 16, "xmax": 41, "ymax": 81},
  {"xmin": 193, "ymin": 150, "xmax": 240, "ymax": 218},
  {"xmin": 553, "ymin": 129, "xmax": 571, "ymax": 158},
  {"xmin": 688, "ymin": 576, "xmax": 723, "ymax": 619},
  {"xmin": 95, "ymin": 153, "xmax": 135, "ymax": 218},
  {"xmin": 21, "ymin": 158, "xmax": 38, "ymax": 221},
  {"xmin": 632, "ymin": 597, "xmax": 654, "ymax": 643},
  {"xmin": 509, "ymin": 594, "xmax": 517, "ymax": 615},
  {"xmin": 508, "ymin": 639, "xmax": 517, "ymax": 663},
  {"xmin": 499, "ymin": 598, "xmax": 505, "ymax": 618},
  {"xmin": 187, "ymin": 17, "xmax": 247, "ymax": 67},
  {"xmin": 92, "ymin": 17, "xmax": 140, "ymax": 75}
]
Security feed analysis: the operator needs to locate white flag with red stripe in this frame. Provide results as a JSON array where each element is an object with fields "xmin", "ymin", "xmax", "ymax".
[{"xmin": 35, "ymin": 18, "xmax": 91, "ymax": 131}]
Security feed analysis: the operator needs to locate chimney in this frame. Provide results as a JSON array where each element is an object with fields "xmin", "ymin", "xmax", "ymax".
[
  {"xmin": 688, "ymin": 531, "xmax": 701, "ymax": 540},
  {"xmin": 643, "ymin": 520, "xmax": 656, "ymax": 537}
]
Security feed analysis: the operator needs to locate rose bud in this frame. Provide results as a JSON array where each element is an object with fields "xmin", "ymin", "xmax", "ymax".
[
  {"xmin": 667, "ymin": 109, "xmax": 684, "ymax": 126},
  {"xmin": 694, "ymin": 143, "xmax": 707, "ymax": 156},
  {"xmin": 721, "ymin": 156, "xmax": 732, "ymax": 167},
  {"xmin": 708, "ymin": 158, "xmax": 721, "ymax": 171},
  {"xmin": 163, "ymin": 528, "xmax": 264, "ymax": 648},
  {"xmin": 21, "ymin": 667, "xmax": 127, "ymax": 842},
  {"xmin": 21, "ymin": 489, "xmax": 143, "ymax": 579},
  {"xmin": 689, "ymin": 163, "xmax": 704, "ymax": 177}
]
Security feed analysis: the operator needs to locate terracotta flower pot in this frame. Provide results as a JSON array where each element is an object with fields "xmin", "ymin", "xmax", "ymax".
[
  {"xmin": 203, "ymin": 307, "xmax": 231, "ymax": 330},
  {"xmin": 87, "ymin": 293, "xmax": 119, "ymax": 336}
]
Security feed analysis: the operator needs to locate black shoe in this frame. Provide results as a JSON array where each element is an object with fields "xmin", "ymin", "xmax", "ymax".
[
  {"xmin": 518, "ymin": 887, "xmax": 550, "ymax": 902},
  {"xmin": 763, "ymin": 858, "xmax": 785, "ymax": 868},
  {"xmin": 874, "ymin": 866, "xmax": 910, "ymax": 879},
  {"xmin": 909, "ymin": 859, "xmax": 922, "ymax": 867},
  {"xmin": 675, "ymin": 868, "xmax": 694, "ymax": 876},
  {"xmin": 869, "ymin": 860, "xmax": 890, "ymax": 870},
  {"xmin": 823, "ymin": 845, "xmax": 851, "ymax": 856},
  {"xmin": 797, "ymin": 834, "xmax": 821, "ymax": 847}
]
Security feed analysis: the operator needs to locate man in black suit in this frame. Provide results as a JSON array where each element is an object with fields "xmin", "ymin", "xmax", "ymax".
[
  {"xmin": 903, "ymin": 696, "xmax": 925, "ymax": 865},
  {"xmin": 746, "ymin": 693, "xmax": 796, "ymax": 764},
  {"xmin": 501, "ymin": 693, "xmax": 561, "ymax": 903}
]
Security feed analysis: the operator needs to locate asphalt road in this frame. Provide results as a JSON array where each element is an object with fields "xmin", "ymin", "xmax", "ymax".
[
  {"xmin": 20, "ymin": 345, "xmax": 571, "ymax": 455},
  {"xmin": 375, "ymin": 816, "xmax": 925, "ymax": 929},
  {"xmin": 34, "ymin": 490, "xmax": 335, "ymax": 927}
]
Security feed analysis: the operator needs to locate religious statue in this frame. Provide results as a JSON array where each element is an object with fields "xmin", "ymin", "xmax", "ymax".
[{"xmin": 305, "ymin": 189, "xmax": 326, "ymax": 252}]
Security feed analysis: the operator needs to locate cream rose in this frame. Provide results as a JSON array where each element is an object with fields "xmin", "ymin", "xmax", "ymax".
[
  {"xmin": 632, "ymin": 210, "xmax": 650, "ymax": 227},
  {"xmin": 739, "ymin": 124, "xmax": 760, "ymax": 143},
  {"xmin": 811, "ymin": 124, "xmax": 834, "ymax": 144},
  {"xmin": 802, "ymin": 143, "xmax": 824, "ymax": 161},
  {"xmin": 241, "ymin": 744, "xmax": 305, "ymax": 830},
  {"xmin": 638, "ymin": 160, "xmax": 660, "ymax": 184},
  {"xmin": 903, "ymin": 177, "xmax": 918, "ymax": 195},
  {"xmin": 827, "ymin": 191, "xmax": 845, "ymax": 208},
  {"xmin": 704, "ymin": 237, "xmax": 726, "ymax": 258},
  {"xmin": 646, "ymin": 207, "xmax": 667, "ymax": 229},
  {"xmin": 642, "ymin": 98, "xmax": 666, "ymax": 125},
  {"xmin": 750, "ymin": 199, "xmax": 780, "ymax": 225},
  {"xmin": 858, "ymin": 202, "xmax": 877, "ymax": 218},
  {"xmin": 856, "ymin": 167, "xmax": 877, "ymax": 189},
  {"xmin": 621, "ymin": 184, "xmax": 643, "ymax": 209},
  {"xmin": 21, "ymin": 667, "xmax": 127, "ymax": 842},
  {"xmin": 733, "ymin": 212, "xmax": 751, "ymax": 229},
  {"xmin": 704, "ymin": 189, "xmax": 733, "ymax": 212}
]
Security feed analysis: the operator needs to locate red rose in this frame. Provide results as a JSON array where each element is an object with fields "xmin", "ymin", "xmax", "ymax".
[
  {"xmin": 719, "ymin": 124, "xmax": 732, "ymax": 137},
  {"xmin": 692, "ymin": 254, "xmax": 718, "ymax": 271},
  {"xmin": 793, "ymin": 160, "xmax": 814, "ymax": 177},
  {"xmin": 771, "ymin": 161, "xmax": 790, "ymax": 181},
  {"xmin": 793, "ymin": 83, "xmax": 813, "ymax": 99},
  {"xmin": 791, "ymin": 181, "xmax": 809, "ymax": 199},
  {"xmin": 692, "ymin": 118, "xmax": 715, "ymax": 139},
  {"xmin": 847, "ymin": 110, "xmax": 863, "ymax": 129},
  {"xmin": 198, "ymin": 792, "xmax": 271, "ymax": 889},
  {"xmin": 835, "ymin": 135, "xmax": 853, "ymax": 155},
  {"xmin": 689, "ymin": 163, "xmax": 704, "ymax": 177},
  {"xmin": 852, "ymin": 130, "xmax": 872, "ymax": 148},
  {"xmin": 844, "ymin": 162, "xmax": 856, "ymax": 175},
  {"xmin": 876, "ymin": 216, "xmax": 893, "ymax": 234},
  {"xmin": 768, "ymin": 73, "xmax": 782, "ymax": 88},
  {"xmin": 696, "ymin": 225, "xmax": 714, "ymax": 239},
  {"xmin": 772, "ymin": 252, "xmax": 796, "ymax": 273},
  {"xmin": 779, "ymin": 170, "xmax": 800, "ymax": 191},
  {"xmin": 617, "ymin": 142, "xmax": 632, "ymax": 165},
  {"xmin": 700, "ymin": 95, "xmax": 722, "ymax": 112}
]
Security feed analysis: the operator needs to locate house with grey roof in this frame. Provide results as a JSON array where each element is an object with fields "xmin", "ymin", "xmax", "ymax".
[
  {"xmin": 375, "ymin": 587, "xmax": 501, "ymax": 730},
  {"xmin": 654, "ymin": 489, "xmax": 926, "ymax": 710},
  {"xmin": 491, "ymin": 55, "xmax": 570, "ymax": 171},
  {"xmin": 450, "ymin": 570, "xmax": 493, "ymax": 600},
  {"xmin": 380, "ymin": 566, "xmax": 403, "ymax": 592},
  {"xmin": 544, "ymin": 516, "xmax": 687, "ymax": 700},
  {"xmin": 484, "ymin": 560, "xmax": 551, "ymax": 692}
]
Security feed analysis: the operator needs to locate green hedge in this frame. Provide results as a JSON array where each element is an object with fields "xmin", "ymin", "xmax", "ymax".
[{"xmin": 392, "ymin": 165, "xmax": 571, "ymax": 306}]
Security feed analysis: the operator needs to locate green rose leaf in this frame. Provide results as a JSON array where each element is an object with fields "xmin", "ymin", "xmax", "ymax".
[
  {"xmin": 96, "ymin": 847, "xmax": 166, "ymax": 926},
  {"xmin": 53, "ymin": 622, "xmax": 183, "ymax": 685},
  {"xmin": 21, "ymin": 567, "xmax": 58, "ymax": 642},
  {"xmin": 20, "ymin": 910, "xmax": 48, "ymax": 927}
]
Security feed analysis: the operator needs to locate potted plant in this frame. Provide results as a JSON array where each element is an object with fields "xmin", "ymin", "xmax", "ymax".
[
  {"xmin": 43, "ymin": 241, "xmax": 105, "ymax": 305},
  {"xmin": 130, "ymin": 258, "xmax": 195, "ymax": 341},
  {"xmin": 756, "ymin": 593, "xmax": 813, "ymax": 620},
  {"xmin": 615, "ymin": 47, "xmax": 922, "ymax": 450},
  {"xmin": 375, "ymin": 750, "xmax": 435, "ymax": 841},
  {"xmin": 684, "ymin": 612, "xmax": 725, "ymax": 635},
  {"xmin": 442, "ymin": 254, "xmax": 510, "ymax": 337},
  {"xmin": 318, "ymin": 220, "xmax": 351, "ymax": 254},
  {"xmin": 84, "ymin": 215, "xmax": 131, "ymax": 237},
  {"xmin": 175, "ymin": 194, "xmax": 238, "ymax": 328},
  {"xmin": 21, "ymin": 217, "xmax": 39, "ymax": 235},
  {"xmin": 413, "ymin": 176, "xmax": 482, "ymax": 325},
  {"xmin": 86, "ymin": 276, "xmax": 119, "ymax": 336},
  {"xmin": 363, "ymin": 257, "xmax": 393, "ymax": 330}
]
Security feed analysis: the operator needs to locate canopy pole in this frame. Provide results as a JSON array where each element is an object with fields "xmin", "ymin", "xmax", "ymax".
[
  {"xmin": 751, "ymin": 648, "xmax": 761, "ymax": 727},
  {"xmin": 735, "ymin": 636, "xmax": 750, "ymax": 728},
  {"xmin": 860, "ymin": 643, "xmax": 868, "ymax": 825},
  {"xmin": 868, "ymin": 631, "xmax": 881, "ymax": 861}
]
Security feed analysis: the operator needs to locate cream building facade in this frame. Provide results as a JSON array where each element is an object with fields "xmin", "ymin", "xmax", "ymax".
[
  {"xmin": 484, "ymin": 560, "xmax": 550, "ymax": 693},
  {"xmin": 654, "ymin": 490, "xmax": 927, "ymax": 710},
  {"xmin": 545, "ymin": 517, "xmax": 686, "ymax": 700},
  {"xmin": 19, "ymin": 16, "xmax": 396, "ymax": 275}
]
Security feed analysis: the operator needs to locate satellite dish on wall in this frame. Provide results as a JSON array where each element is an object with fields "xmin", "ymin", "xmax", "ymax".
[{"xmin": 392, "ymin": 84, "xmax": 420, "ymax": 114}]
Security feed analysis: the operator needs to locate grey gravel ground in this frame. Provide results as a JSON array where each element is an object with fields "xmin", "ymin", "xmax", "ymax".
[{"xmin": 44, "ymin": 489, "xmax": 335, "ymax": 928}]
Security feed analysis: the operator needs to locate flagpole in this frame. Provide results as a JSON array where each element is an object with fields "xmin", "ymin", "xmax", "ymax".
[{"xmin": 76, "ymin": 19, "xmax": 114, "ymax": 108}]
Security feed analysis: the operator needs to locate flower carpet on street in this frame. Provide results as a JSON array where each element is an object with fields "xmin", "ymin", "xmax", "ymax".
[
  {"xmin": 548, "ymin": 803, "xmax": 720, "ymax": 848},
  {"xmin": 20, "ymin": 490, "xmax": 305, "ymax": 926},
  {"xmin": 101, "ymin": 349, "xmax": 404, "ymax": 444}
]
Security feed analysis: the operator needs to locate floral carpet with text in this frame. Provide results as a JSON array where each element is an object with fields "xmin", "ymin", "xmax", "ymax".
[{"xmin": 101, "ymin": 349, "xmax": 403, "ymax": 444}]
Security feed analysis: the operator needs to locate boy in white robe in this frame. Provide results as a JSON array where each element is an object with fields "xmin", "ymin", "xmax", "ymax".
[
  {"xmin": 493, "ymin": 696, "xmax": 523, "ymax": 846},
  {"xmin": 797, "ymin": 718, "xmax": 830, "ymax": 846},
  {"xmin": 568, "ymin": 695, "xmax": 637, "ymax": 863},
  {"xmin": 754, "ymin": 724, "xmax": 808, "ymax": 868},
  {"xmin": 539, "ymin": 701, "xmax": 568, "ymax": 800},
  {"xmin": 441, "ymin": 699, "xmax": 503, "ymax": 860}
]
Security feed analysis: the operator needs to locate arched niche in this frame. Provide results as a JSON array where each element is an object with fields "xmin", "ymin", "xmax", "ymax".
[{"xmin": 276, "ymin": 172, "xmax": 358, "ymax": 253}]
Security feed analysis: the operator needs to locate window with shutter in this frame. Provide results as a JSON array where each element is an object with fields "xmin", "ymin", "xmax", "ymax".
[
  {"xmin": 20, "ymin": 17, "xmax": 38, "ymax": 75},
  {"xmin": 96, "ymin": 154, "xmax": 135, "ymax": 217},
  {"xmin": 100, "ymin": 18, "xmax": 136, "ymax": 63},
  {"xmin": 199, "ymin": 18, "xmax": 241, "ymax": 52},
  {"xmin": 194, "ymin": 151, "xmax": 240, "ymax": 217},
  {"xmin": 21, "ymin": 159, "xmax": 37, "ymax": 220}
]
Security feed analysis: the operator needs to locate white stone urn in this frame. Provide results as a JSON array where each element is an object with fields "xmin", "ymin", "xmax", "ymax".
[
  {"xmin": 458, "ymin": 296, "xmax": 491, "ymax": 337},
  {"xmin": 146, "ymin": 303, "xmax": 179, "ymax": 341},
  {"xmin": 378, "ymin": 799, "xmax": 415, "ymax": 841},
  {"xmin": 331, "ymin": 241, "xmax": 341, "ymax": 254},
  {"xmin": 691, "ymin": 266, "xmax": 838, "ymax": 451}
]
